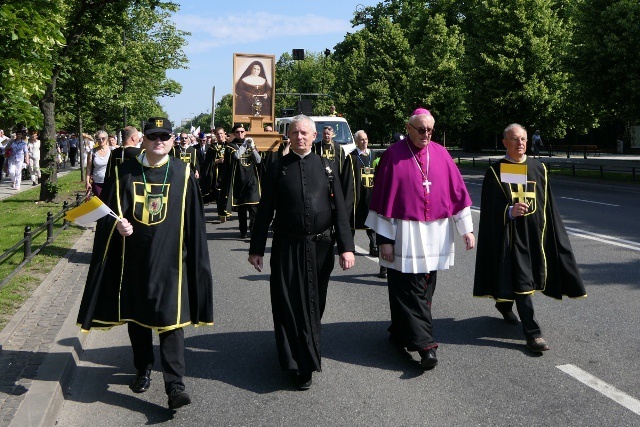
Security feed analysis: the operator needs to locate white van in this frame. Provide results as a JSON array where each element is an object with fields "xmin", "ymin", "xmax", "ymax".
[{"xmin": 275, "ymin": 116, "xmax": 354, "ymax": 146}]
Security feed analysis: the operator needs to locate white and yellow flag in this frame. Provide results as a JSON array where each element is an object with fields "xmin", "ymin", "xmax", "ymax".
[
  {"xmin": 500, "ymin": 163, "xmax": 528, "ymax": 185},
  {"xmin": 64, "ymin": 197, "xmax": 119, "ymax": 226}
]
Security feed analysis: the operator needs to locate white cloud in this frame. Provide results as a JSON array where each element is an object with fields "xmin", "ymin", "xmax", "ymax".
[{"xmin": 174, "ymin": 11, "xmax": 352, "ymax": 53}]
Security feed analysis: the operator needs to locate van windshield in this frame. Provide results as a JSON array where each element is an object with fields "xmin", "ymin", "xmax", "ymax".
[{"xmin": 313, "ymin": 121, "xmax": 353, "ymax": 145}]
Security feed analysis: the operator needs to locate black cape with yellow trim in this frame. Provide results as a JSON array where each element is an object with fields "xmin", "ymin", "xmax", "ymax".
[
  {"xmin": 340, "ymin": 149, "xmax": 377, "ymax": 230},
  {"xmin": 77, "ymin": 155, "xmax": 214, "ymax": 332},
  {"xmin": 473, "ymin": 157, "xmax": 586, "ymax": 301},
  {"xmin": 224, "ymin": 138, "xmax": 261, "ymax": 210}
]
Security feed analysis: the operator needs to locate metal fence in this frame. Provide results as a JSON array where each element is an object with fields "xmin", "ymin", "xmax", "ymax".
[
  {"xmin": 455, "ymin": 157, "xmax": 638, "ymax": 182},
  {"xmin": 0, "ymin": 194, "xmax": 84, "ymax": 290}
]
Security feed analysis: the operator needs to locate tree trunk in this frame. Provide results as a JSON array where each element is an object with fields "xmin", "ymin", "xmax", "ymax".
[{"xmin": 38, "ymin": 87, "xmax": 59, "ymax": 202}]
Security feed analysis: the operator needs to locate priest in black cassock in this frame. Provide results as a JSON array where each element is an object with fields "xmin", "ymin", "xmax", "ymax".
[
  {"xmin": 248, "ymin": 115, "xmax": 355, "ymax": 391},
  {"xmin": 473, "ymin": 123, "xmax": 586, "ymax": 353},
  {"xmin": 77, "ymin": 117, "xmax": 214, "ymax": 410}
]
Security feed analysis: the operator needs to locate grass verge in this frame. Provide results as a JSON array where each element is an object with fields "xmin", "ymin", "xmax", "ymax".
[{"xmin": 0, "ymin": 171, "xmax": 88, "ymax": 330}]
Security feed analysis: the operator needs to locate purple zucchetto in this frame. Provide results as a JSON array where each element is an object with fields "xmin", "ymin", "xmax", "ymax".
[{"xmin": 411, "ymin": 107, "xmax": 431, "ymax": 116}]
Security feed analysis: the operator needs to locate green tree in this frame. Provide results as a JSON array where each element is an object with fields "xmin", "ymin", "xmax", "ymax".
[
  {"xmin": 463, "ymin": 0, "xmax": 572, "ymax": 142},
  {"xmin": 570, "ymin": 0, "xmax": 640, "ymax": 136},
  {"xmin": 33, "ymin": 0, "xmax": 185, "ymax": 201},
  {"xmin": 332, "ymin": 17, "xmax": 414, "ymax": 143},
  {"xmin": 213, "ymin": 94, "xmax": 233, "ymax": 132},
  {"xmin": 275, "ymin": 51, "xmax": 336, "ymax": 117},
  {"xmin": 0, "ymin": 0, "xmax": 65, "ymax": 128}
]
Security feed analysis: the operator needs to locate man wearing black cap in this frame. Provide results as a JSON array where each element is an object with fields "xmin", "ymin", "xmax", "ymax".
[
  {"xmin": 77, "ymin": 117, "xmax": 214, "ymax": 410},
  {"xmin": 172, "ymin": 132, "xmax": 199, "ymax": 179}
]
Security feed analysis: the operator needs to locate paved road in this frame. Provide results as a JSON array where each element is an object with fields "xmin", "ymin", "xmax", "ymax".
[
  {"xmin": 55, "ymin": 178, "xmax": 640, "ymax": 426},
  {"xmin": 2, "ymin": 154, "xmax": 639, "ymax": 426}
]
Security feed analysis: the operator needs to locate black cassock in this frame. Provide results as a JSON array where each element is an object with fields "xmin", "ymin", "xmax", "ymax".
[
  {"xmin": 77, "ymin": 156, "xmax": 214, "ymax": 333},
  {"xmin": 473, "ymin": 158, "xmax": 586, "ymax": 300},
  {"xmin": 250, "ymin": 152, "xmax": 354, "ymax": 374},
  {"xmin": 340, "ymin": 149, "xmax": 377, "ymax": 230}
]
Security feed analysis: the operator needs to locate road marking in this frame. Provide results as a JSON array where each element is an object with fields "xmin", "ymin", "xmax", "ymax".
[
  {"xmin": 565, "ymin": 227, "xmax": 640, "ymax": 251},
  {"xmin": 557, "ymin": 364, "xmax": 640, "ymax": 416},
  {"xmin": 559, "ymin": 196, "xmax": 619, "ymax": 207}
]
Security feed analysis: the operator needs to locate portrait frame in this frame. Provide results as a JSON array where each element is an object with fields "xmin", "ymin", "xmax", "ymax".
[{"xmin": 232, "ymin": 53, "xmax": 276, "ymax": 126}]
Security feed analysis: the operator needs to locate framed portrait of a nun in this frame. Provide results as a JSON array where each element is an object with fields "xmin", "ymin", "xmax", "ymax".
[{"xmin": 233, "ymin": 53, "xmax": 276, "ymax": 125}]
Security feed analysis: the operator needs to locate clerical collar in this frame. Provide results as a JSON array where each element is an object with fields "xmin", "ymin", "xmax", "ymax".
[
  {"xmin": 505, "ymin": 154, "xmax": 527, "ymax": 163},
  {"xmin": 138, "ymin": 153, "xmax": 169, "ymax": 167},
  {"xmin": 293, "ymin": 150, "xmax": 312, "ymax": 158}
]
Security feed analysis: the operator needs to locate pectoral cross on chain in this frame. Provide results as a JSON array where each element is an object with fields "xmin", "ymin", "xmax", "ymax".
[{"xmin": 423, "ymin": 179, "xmax": 432, "ymax": 194}]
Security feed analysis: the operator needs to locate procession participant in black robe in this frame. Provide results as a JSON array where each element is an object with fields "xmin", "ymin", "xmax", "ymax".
[
  {"xmin": 200, "ymin": 128, "xmax": 228, "ymax": 212},
  {"xmin": 248, "ymin": 115, "xmax": 355, "ymax": 391},
  {"xmin": 77, "ymin": 117, "xmax": 214, "ymax": 410},
  {"xmin": 473, "ymin": 123, "xmax": 586, "ymax": 353},
  {"xmin": 341, "ymin": 130, "xmax": 378, "ymax": 251},
  {"xmin": 225, "ymin": 124, "xmax": 261, "ymax": 238},
  {"xmin": 312, "ymin": 125, "xmax": 344, "ymax": 172},
  {"xmin": 171, "ymin": 132, "xmax": 199, "ymax": 179},
  {"xmin": 105, "ymin": 126, "xmax": 142, "ymax": 183}
]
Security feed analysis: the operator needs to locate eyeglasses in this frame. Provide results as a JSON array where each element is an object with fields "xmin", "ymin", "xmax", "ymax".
[
  {"xmin": 146, "ymin": 133, "xmax": 172, "ymax": 141},
  {"xmin": 408, "ymin": 123, "xmax": 433, "ymax": 135},
  {"xmin": 97, "ymin": 137, "xmax": 107, "ymax": 141},
  {"xmin": 235, "ymin": 130, "xmax": 246, "ymax": 134}
]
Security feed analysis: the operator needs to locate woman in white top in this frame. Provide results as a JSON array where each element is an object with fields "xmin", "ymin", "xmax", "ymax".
[
  {"xmin": 28, "ymin": 130, "xmax": 41, "ymax": 186},
  {"xmin": 86, "ymin": 130, "xmax": 111, "ymax": 198}
]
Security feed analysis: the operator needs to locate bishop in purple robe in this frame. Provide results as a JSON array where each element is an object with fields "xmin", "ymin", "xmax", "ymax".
[{"xmin": 365, "ymin": 108, "xmax": 475, "ymax": 369}]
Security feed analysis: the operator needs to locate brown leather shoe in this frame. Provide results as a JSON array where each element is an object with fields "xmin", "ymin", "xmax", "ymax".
[{"xmin": 526, "ymin": 337, "xmax": 550, "ymax": 352}]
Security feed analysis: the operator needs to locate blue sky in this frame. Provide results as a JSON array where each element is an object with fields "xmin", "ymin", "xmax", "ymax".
[{"xmin": 158, "ymin": 0, "xmax": 379, "ymax": 127}]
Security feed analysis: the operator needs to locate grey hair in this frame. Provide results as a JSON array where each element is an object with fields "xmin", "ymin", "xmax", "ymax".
[
  {"xmin": 354, "ymin": 130, "xmax": 367, "ymax": 141},
  {"xmin": 503, "ymin": 123, "xmax": 525, "ymax": 138},
  {"xmin": 95, "ymin": 130, "xmax": 108, "ymax": 140},
  {"xmin": 289, "ymin": 114, "xmax": 315, "ymax": 131}
]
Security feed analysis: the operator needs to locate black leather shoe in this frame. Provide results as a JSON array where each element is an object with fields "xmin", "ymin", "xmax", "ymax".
[
  {"xmin": 526, "ymin": 337, "xmax": 550, "ymax": 353},
  {"xmin": 293, "ymin": 372, "xmax": 312, "ymax": 390},
  {"xmin": 378, "ymin": 266, "xmax": 387, "ymax": 279},
  {"xmin": 240, "ymin": 232, "xmax": 247, "ymax": 238},
  {"xmin": 130, "ymin": 369, "xmax": 151, "ymax": 393},
  {"xmin": 168, "ymin": 388, "xmax": 191, "ymax": 409},
  {"xmin": 369, "ymin": 246, "xmax": 379, "ymax": 257},
  {"xmin": 418, "ymin": 348, "xmax": 438, "ymax": 369}
]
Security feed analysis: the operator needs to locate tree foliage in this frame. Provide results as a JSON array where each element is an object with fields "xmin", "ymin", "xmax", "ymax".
[
  {"xmin": 570, "ymin": 0, "xmax": 640, "ymax": 127},
  {"xmin": 0, "ymin": 0, "xmax": 65, "ymax": 128}
]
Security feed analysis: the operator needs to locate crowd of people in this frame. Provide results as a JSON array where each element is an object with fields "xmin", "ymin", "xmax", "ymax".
[{"xmin": 19, "ymin": 109, "xmax": 583, "ymax": 410}]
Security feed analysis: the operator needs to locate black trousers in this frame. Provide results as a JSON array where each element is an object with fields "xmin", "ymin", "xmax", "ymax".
[
  {"xmin": 128, "ymin": 322, "xmax": 185, "ymax": 394},
  {"xmin": 69, "ymin": 146, "xmax": 78, "ymax": 166},
  {"xmin": 238, "ymin": 205, "xmax": 257, "ymax": 234},
  {"xmin": 496, "ymin": 294, "xmax": 542, "ymax": 339},
  {"xmin": 387, "ymin": 269, "xmax": 438, "ymax": 351}
]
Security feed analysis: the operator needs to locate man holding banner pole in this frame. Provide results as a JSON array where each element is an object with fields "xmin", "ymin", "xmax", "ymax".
[{"xmin": 473, "ymin": 123, "xmax": 586, "ymax": 353}]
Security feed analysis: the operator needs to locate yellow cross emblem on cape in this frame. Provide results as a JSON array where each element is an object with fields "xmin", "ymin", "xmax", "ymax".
[
  {"xmin": 155, "ymin": 119, "xmax": 163, "ymax": 128},
  {"xmin": 133, "ymin": 182, "xmax": 169, "ymax": 225},
  {"xmin": 511, "ymin": 182, "xmax": 537, "ymax": 213}
]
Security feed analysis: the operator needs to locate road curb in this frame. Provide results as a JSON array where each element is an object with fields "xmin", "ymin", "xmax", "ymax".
[{"xmin": 0, "ymin": 228, "xmax": 94, "ymax": 427}]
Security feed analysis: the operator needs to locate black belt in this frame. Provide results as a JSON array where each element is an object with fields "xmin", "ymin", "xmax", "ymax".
[{"xmin": 280, "ymin": 228, "xmax": 332, "ymax": 241}]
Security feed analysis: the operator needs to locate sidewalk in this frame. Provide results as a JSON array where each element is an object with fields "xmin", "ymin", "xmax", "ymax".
[
  {"xmin": 0, "ymin": 165, "xmax": 81, "ymax": 202},
  {"xmin": 0, "ymin": 152, "xmax": 639, "ymax": 426}
]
